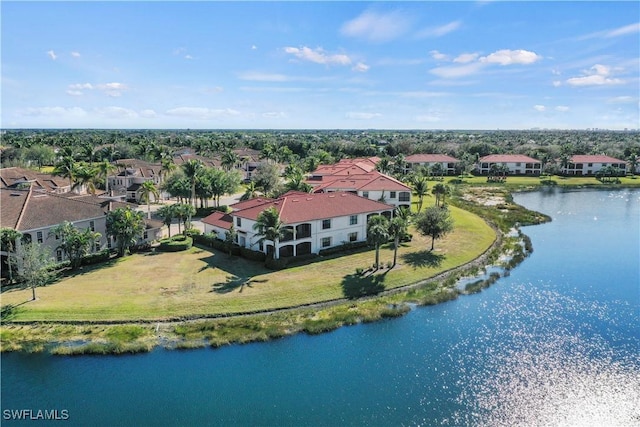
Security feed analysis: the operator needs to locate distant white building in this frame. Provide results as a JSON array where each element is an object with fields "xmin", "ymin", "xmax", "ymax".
[
  {"xmin": 404, "ymin": 154, "xmax": 460, "ymax": 175},
  {"xmin": 203, "ymin": 191, "xmax": 394, "ymax": 259},
  {"xmin": 561, "ymin": 155, "xmax": 627, "ymax": 176},
  {"xmin": 477, "ymin": 154, "xmax": 542, "ymax": 175}
]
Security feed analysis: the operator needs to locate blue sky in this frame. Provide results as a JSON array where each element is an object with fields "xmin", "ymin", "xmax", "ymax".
[{"xmin": 2, "ymin": 1, "xmax": 639, "ymax": 130}]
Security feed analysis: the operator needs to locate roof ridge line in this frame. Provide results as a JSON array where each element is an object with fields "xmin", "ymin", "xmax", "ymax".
[{"xmin": 14, "ymin": 185, "xmax": 33, "ymax": 230}]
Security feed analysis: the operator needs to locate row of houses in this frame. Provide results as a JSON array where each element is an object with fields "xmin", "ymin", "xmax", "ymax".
[{"xmin": 404, "ymin": 153, "xmax": 631, "ymax": 176}]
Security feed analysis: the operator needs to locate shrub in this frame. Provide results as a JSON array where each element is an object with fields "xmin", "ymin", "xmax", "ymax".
[
  {"xmin": 80, "ymin": 249, "xmax": 111, "ymax": 266},
  {"xmin": 157, "ymin": 236, "xmax": 193, "ymax": 252},
  {"xmin": 239, "ymin": 247, "xmax": 266, "ymax": 262}
]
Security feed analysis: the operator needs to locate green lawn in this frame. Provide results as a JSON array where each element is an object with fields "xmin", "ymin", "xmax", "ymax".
[
  {"xmin": 1, "ymin": 206, "xmax": 495, "ymax": 322},
  {"xmin": 444, "ymin": 175, "xmax": 640, "ymax": 187}
]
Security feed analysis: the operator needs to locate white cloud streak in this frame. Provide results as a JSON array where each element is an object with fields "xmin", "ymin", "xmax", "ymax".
[
  {"xmin": 341, "ymin": 10, "xmax": 411, "ymax": 42},
  {"xmin": 415, "ymin": 20, "xmax": 462, "ymax": 38},
  {"xmin": 284, "ymin": 46, "xmax": 352, "ymax": 66},
  {"xmin": 47, "ymin": 50, "xmax": 57, "ymax": 60}
]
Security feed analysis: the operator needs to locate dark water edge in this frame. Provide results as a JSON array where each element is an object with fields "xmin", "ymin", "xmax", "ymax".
[{"xmin": 2, "ymin": 188, "xmax": 639, "ymax": 426}]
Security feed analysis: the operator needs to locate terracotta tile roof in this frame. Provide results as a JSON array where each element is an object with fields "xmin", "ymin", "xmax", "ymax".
[
  {"xmin": 570, "ymin": 155, "xmax": 625, "ymax": 164},
  {"xmin": 235, "ymin": 191, "xmax": 393, "ymax": 224},
  {"xmin": 405, "ymin": 154, "xmax": 460, "ymax": 163},
  {"xmin": 202, "ymin": 211, "xmax": 233, "ymax": 229},
  {"xmin": 479, "ymin": 154, "xmax": 541, "ymax": 164},
  {"xmin": 229, "ymin": 197, "xmax": 275, "ymax": 211},
  {"xmin": 312, "ymin": 171, "xmax": 411, "ymax": 193},
  {"xmin": 0, "ymin": 188, "xmax": 109, "ymax": 232}
]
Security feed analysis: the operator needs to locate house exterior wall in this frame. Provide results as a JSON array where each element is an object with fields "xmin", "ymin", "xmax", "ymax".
[
  {"xmin": 233, "ymin": 210, "xmax": 390, "ymax": 257},
  {"xmin": 561, "ymin": 161, "xmax": 627, "ymax": 176},
  {"xmin": 18, "ymin": 216, "xmax": 108, "ymax": 263},
  {"xmin": 357, "ymin": 190, "xmax": 411, "ymax": 208},
  {"xmin": 477, "ymin": 161, "xmax": 541, "ymax": 175},
  {"xmin": 405, "ymin": 161, "xmax": 458, "ymax": 175}
]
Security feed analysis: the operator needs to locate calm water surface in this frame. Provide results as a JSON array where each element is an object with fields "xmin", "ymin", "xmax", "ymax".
[{"xmin": 2, "ymin": 188, "xmax": 639, "ymax": 426}]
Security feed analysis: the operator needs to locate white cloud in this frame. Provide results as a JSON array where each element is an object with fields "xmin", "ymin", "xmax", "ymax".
[
  {"xmin": 566, "ymin": 64, "xmax": 625, "ymax": 86},
  {"xmin": 284, "ymin": 46, "xmax": 351, "ymax": 66},
  {"xmin": 555, "ymin": 106, "xmax": 570, "ymax": 112},
  {"xmin": 66, "ymin": 90, "xmax": 84, "ymax": 96},
  {"xmin": 605, "ymin": 22, "xmax": 640, "ymax": 37},
  {"xmin": 71, "ymin": 51, "xmax": 81, "ymax": 58},
  {"xmin": 47, "ymin": 50, "xmax": 57, "ymax": 60},
  {"xmin": 238, "ymin": 72, "xmax": 290, "ymax": 82},
  {"xmin": 430, "ymin": 62, "xmax": 484, "ymax": 79},
  {"xmin": 19, "ymin": 106, "xmax": 87, "ymax": 117},
  {"xmin": 415, "ymin": 114, "xmax": 442, "ymax": 123},
  {"xmin": 346, "ymin": 112, "xmax": 382, "ymax": 120},
  {"xmin": 430, "ymin": 50, "xmax": 449, "ymax": 61},
  {"xmin": 480, "ymin": 49, "xmax": 542, "ymax": 65},
  {"xmin": 454, "ymin": 53, "xmax": 479, "ymax": 64},
  {"xmin": 262, "ymin": 112, "xmax": 287, "ymax": 119},
  {"xmin": 166, "ymin": 107, "xmax": 241, "ymax": 120},
  {"xmin": 251, "ymin": 45, "xmax": 258, "ymax": 50},
  {"xmin": 140, "ymin": 109, "xmax": 157, "ymax": 118},
  {"xmin": 415, "ymin": 20, "xmax": 462, "ymax": 38},
  {"xmin": 553, "ymin": 81, "xmax": 562, "ymax": 87},
  {"xmin": 352, "ymin": 62, "xmax": 370, "ymax": 72},
  {"xmin": 341, "ymin": 10, "xmax": 411, "ymax": 42},
  {"xmin": 534, "ymin": 105, "xmax": 546, "ymax": 112},
  {"xmin": 69, "ymin": 83, "xmax": 94, "ymax": 90},
  {"xmin": 97, "ymin": 107, "xmax": 138, "ymax": 119},
  {"xmin": 607, "ymin": 96, "xmax": 635, "ymax": 104}
]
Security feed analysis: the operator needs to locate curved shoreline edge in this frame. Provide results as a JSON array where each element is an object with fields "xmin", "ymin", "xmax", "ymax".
[{"xmin": 2, "ymin": 187, "xmax": 553, "ymax": 355}]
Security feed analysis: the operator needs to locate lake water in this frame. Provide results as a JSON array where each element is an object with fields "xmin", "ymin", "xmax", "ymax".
[{"xmin": 2, "ymin": 188, "xmax": 639, "ymax": 426}]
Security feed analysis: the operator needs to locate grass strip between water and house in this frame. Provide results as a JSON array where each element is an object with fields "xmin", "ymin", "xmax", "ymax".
[{"xmin": 3, "ymin": 179, "xmax": 615, "ymax": 354}]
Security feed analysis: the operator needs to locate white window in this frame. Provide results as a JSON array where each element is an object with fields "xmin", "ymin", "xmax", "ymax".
[
  {"xmin": 89, "ymin": 221, "xmax": 95, "ymax": 232},
  {"xmin": 348, "ymin": 232, "xmax": 358, "ymax": 242},
  {"xmin": 321, "ymin": 237, "xmax": 331, "ymax": 248},
  {"xmin": 362, "ymin": 191, "xmax": 369, "ymax": 198},
  {"xmin": 322, "ymin": 219, "xmax": 331, "ymax": 230},
  {"xmin": 37, "ymin": 231, "xmax": 43, "ymax": 243},
  {"xmin": 236, "ymin": 217, "xmax": 242, "ymax": 227},
  {"xmin": 389, "ymin": 191, "xmax": 396, "ymax": 199},
  {"xmin": 56, "ymin": 249, "xmax": 63, "ymax": 262},
  {"xmin": 349, "ymin": 215, "xmax": 358, "ymax": 225}
]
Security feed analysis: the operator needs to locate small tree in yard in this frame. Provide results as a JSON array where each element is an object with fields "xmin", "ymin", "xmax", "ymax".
[
  {"xmin": 11, "ymin": 243, "xmax": 55, "ymax": 301},
  {"xmin": 224, "ymin": 225, "xmax": 238, "ymax": 256},
  {"xmin": 367, "ymin": 215, "xmax": 390, "ymax": 269},
  {"xmin": 106, "ymin": 207, "xmax": 146, "ymax": 257},
  {"xmin": 415, "ymin": 206, "xmax": 454, "ymax": 251},
  {"xmin": 1, "ymin": 228, "xmax": 22, "ymax": 283},
  {"xmin": 157, "ymin": 205, "xmax": 175, "ymax": 238},
  {"xmin": 49, "ymin": 221, "xmax": 101, "ymax": 270}
]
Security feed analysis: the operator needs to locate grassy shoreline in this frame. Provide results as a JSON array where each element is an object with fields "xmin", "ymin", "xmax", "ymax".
[{"xmin": 5, "ymin": 180, "xmax": 615, "ymax": 355}]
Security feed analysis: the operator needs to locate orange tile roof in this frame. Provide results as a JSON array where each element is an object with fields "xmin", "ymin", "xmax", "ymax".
[
  {"xmin": 479, "ymin": 154, "xmax": 540, "ymax": 163},
  {"xmin": 235, "ymin": 192, "xmax": 393, "ymax": 224},
  {"xmin": 570, "ymin": 155, "xmax": 625, "ymax": 164},
  {"xmin": 405, "ymin": 154, "xmax": 460, "ymax": 163}
]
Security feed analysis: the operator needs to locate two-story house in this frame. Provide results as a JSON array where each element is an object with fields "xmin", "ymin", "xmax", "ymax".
[
  {"xmin": 0, "ymin": 187, "xmax": 162, "ymax": 271},
  {"xmin": 561, "ymin": 155, "xmax": 627, "ymax": 176},
  {"xmin": 477, "ymin": 154, "xmax": 542, "ymax": 175},
  {"xmin": 202, "ymin": 191, "xmax": 394, "ymax": 259},
  {"xmin": 404, "ymin": 154, "xmax": 460, "ymax": 175}
]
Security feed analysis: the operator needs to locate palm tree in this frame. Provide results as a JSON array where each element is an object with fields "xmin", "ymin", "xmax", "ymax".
[
  {"xmin": 160, "ymin": 156, "xmax": 177, "ymax": 182},
  {"xmin": 72, "ymin": 163, "xmax": 99, "ymax": 194},
  {"xmin": 95, "ymin": 160, "xmax": 117, "ymax": 193},
  {"xmin": 221, "ymin": 149, "xmax": 240, "ymax": 171},
  {"xmin": 240, "ymin": 181, "xmax": 259, "ymax": 201},
  {"xmin": 253, "ymin": 207, "xmax": 288, "ymax": 261},
  {"xmin": 388, "ymin": 216, "xmax": 408, "ymax": 267},
  {"xmin": 432, "ymin": 183, "xmax": 449, "ymax": 207},
  {"xmin": 139, "ymin": 181, "xmax": 160, "ymax": 219},
  {"xmin": 53, "ymin": 156, "xmax": 78, "ymax": 189},
  {"xmin": 106, "ymin": 207, "xmax": 146, "ymax": 257},
  {"xmin": 367, "ymin": 214, "xmax": 390, "ymax": 269},
  {"xmin": 412, "ymin": 176, "xmax": 429, "ymax": 212},
  {"xmin": 181, "ymin": 159, "xmax": 203, "ymax": 208},
  {"xmin": 156, "ymin": 205, "xmax": 175, "ymax": 238},
  {"xmin": 376, "ymin": 157, "xmax": 392, "ymax": 175},
  {"xmin": 627, "ymin": 153, "xmax": 638, "ymax": 177}
]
